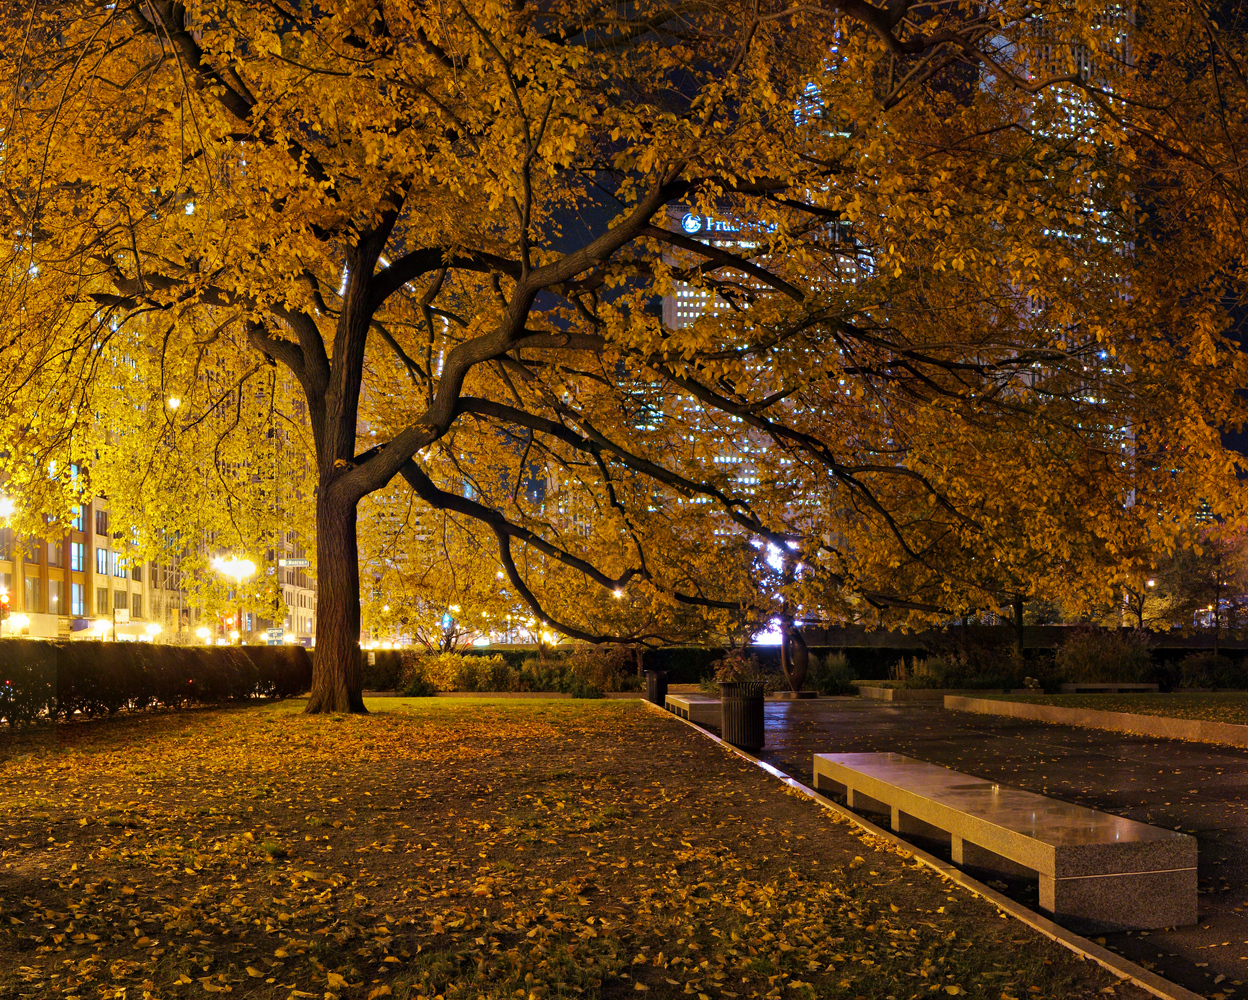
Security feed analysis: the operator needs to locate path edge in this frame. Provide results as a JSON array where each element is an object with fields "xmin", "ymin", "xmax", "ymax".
[
  {"xmin": 640, "ymin": 700, "xmax": 1204, "ymax": 1000},
  {"xmin": 946, "ymin": 694, "xmax": 1248, "ymax": 749}
]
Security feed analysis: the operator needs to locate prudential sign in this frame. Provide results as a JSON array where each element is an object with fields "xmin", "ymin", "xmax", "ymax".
[{"xmin": 680, "ymin": 213, "xmax": 737, "ymax": 235}]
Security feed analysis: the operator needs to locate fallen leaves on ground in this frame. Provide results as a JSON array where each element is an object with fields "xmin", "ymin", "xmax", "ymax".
[{"xmin": 0, "ymin": 698, "xmax": 1148, "ymax": 999}]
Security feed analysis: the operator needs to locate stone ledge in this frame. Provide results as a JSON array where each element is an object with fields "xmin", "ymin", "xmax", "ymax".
[
  {"xmin": 859, "ymin": 686, "xmax": 992, "ymax": 701},
  {"xmin": 944, "ymin": 695, "xmax": 1248, "ymax": 748}
]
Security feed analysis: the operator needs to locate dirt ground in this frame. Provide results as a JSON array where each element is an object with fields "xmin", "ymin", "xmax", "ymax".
[{"xmin": 0, "ymin": 697, "xmax": 1153, "ymax": 1000}]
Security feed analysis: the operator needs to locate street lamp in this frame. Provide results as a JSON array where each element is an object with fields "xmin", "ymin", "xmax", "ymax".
[
  {"xmin": 196, "ymin": 626, "xmax": 210, "ymax": 645},
  {"xmin": 212, "ymin": 556, "xmax": 256, "ymax": 644}
]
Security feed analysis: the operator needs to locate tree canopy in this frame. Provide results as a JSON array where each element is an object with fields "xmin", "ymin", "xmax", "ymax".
[{"xmin": 2, "ymin": 0, "xmax": 1246, "ymax": 711}]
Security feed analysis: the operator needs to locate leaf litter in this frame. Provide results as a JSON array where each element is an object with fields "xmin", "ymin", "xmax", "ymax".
[{"xmin": 0, "ymin": 699, "xmax": 1150, "ymax": 1000}]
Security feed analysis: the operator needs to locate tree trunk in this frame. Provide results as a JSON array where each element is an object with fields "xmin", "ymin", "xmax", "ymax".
[{"xmin": 305, "ymin": 496, "xmax": 366, "ymax": 714}]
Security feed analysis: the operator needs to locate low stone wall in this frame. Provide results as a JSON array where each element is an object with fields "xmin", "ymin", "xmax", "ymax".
[
  {"xmin": 944, "ymin": 695, "xmax": 1248, "ymax": 749},
  {"xmin": 859, "ymin": 686, "xmax": 989, "ymax": 702}
]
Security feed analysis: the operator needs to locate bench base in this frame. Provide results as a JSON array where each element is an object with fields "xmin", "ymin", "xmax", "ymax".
[{"xmin": 1041, "ymin": 868, "xmax": 1197, "ymax": 932}]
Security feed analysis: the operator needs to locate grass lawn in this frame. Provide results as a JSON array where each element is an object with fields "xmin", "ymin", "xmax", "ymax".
[
  {"xmin": 0, "ymin": 697, "xmax": 1151, "ymax": 1000},
  {"xmin": 992, "ymin": 691, "xmax": 1248, "ymax": 725}
]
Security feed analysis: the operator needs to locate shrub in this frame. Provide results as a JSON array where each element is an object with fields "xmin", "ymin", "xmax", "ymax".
[
  {"xmin": 1174, "ymin": 651, "xmax": 1245, "ymax": 690},
  {"xmin": 0, "ymin": 639, "xmax": 311, "ymax": 725},
  {"xmin": 486, "ymin": 657, "xmax": 518, "ymax": 692},
  {"xmin": 712, "ymin": 649, "xmax": 766, "ymax": 683},
  {"xmin": 1055, "ymin": 629, "xmax": 1152, "ymax": 684},
  {"xmin": 566, "ymin": 645, "xmax": 632, "ymax": 697},
  {"xmin": 1213, "ymin": 656, "xmax": 1248, "ymax": 690},
  {"xmin": 0, "ymin": 640, "xmax": 55, "ymax": 725},
  {"xmin": 568, "ymin": 674, "xmax": 606, "ymax": 699},
  {"xmin": 400, "ymin": 660, "xmax": 438, "ymax": 697},
  {"xmin": 517, "ymin": 656, "xmax": 570, "ymax": 693},
  {"xmin": 453, "ymin": 656, "xmax": 484, "ymax": 692},
  {"xmin": 360, "ymin": 650, "xmax": 407, "ymax": 691},
  {"xmin": 905, "ymin": 656, "xmax": 954, "ymax": 688},
  {"xmin": 809, "ymin": 652, "xmax": 857, "ymax": 695},
  {"xmin": 397, "ymin": 652, "xmax": 514, "ymax": 694},
  {"xmin": 243, "ymin": 645, "xmax": 312, "ymax": 699}
]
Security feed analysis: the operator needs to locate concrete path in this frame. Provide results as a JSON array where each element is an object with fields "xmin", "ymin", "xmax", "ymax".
[{"xmin": 744, "ymin": 697, "xmax": 1248, "ymax": 998}]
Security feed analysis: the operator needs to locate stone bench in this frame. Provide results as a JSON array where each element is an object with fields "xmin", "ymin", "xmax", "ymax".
[
  {"xmin": 813, "ymin": 752, "xmax": 1196, "ymax": 931},
  {"xmin": 664, "ymin": 694, "xmax": 720, "ymax": 726},
  {"xmin": 1059, "ymin": 682, "xmax": 1159, "ymax": 694}
]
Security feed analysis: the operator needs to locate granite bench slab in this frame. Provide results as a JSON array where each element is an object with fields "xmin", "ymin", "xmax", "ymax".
[
  {"xmin": 813, "ymin": 752, "xmax": 1196, "ymax": 931},
  {"xmin": 664, "ymin": 694, "xmax": 721, "ymax": 726}
]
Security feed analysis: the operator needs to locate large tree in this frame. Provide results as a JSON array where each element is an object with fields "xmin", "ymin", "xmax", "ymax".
[{"xmin": 1, "ymin": 0, "xmax": 1245, "ymax": 712}]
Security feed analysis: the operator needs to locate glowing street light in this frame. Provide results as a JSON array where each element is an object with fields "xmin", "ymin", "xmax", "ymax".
[
  {"xmin": 9, "ymin": 613, "xmax": 29, "ymax": 633},
  {"xmin": 196, "ymin": 626, "xmax": 211, "ymax": 644},
  {"xmin": 145, "ymin": 623, "xmax": 161, "ymax": 637},
  {"xmin": 212, "ymin": 556, "xmax": 256, "ymax": 582},
  {"xmin": 167, "ymin": 397, "xmax": 181, "ymax": 410},
  {"xmin": 0, "ymin": 497, "xmax": 13, "ymax": 519},
  {"xmin": 212, "ymin": 556, "xmax": 256, "ymax": 644}
]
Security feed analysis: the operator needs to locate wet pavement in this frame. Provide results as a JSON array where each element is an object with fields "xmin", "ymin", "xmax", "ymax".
[{"xmin": 730, "ymin": 697, "xmax": 1248, "ymax": 998}]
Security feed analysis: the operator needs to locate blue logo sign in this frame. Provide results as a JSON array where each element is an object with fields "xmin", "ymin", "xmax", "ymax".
[{"xmin": 681, "ymin": 213, "xmax": 702, "ymax": 233}]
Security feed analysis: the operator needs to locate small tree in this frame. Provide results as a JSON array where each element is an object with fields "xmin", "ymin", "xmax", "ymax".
[{"xmin": 1154, "ymin": 528, "xmax": 1248, "ymax": 651}]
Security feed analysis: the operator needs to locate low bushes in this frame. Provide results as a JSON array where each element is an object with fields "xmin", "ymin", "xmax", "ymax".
[
  {"xmin": 394, "ymin": 646, "xmax": 643, "ymax": 697},
  {"xmin": 360, "ymin": 650, "xmax": 408, "ymax": 692},
  {"xmin": 881, "ymin": 654, "xmax": 1031, "ymax": 692},
  {"xmin": 0, "ymin": 640, "xmax": 312, "ymax": 724},
  {"xmin": 1055, "ymin": 629, "xmax": 1152, "ymax": 684},
  {"xmin": 1167, "ymin": 651, "xmax": 1248, "ymax": 690},
  {"xmin": 808, "ymin": 652, "xmax": 858, "ymax": 695}
]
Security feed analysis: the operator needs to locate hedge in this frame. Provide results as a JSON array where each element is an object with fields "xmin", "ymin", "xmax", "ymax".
[
  {"xmin": 359, "ymin": 644, "xmax": 881, "ymax": 691},
  {"xmin": 0, "ymin": 640, "xmax": 312, "ymax": 725}
]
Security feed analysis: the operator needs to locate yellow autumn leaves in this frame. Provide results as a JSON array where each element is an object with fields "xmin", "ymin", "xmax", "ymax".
[
  {"xmin": 0, "ymin": 698, "xmax": 1143, "ymax": 1000},
  {"xmin": 0, "ymin": 0, "xmax": 1245, "ymax": 652}
]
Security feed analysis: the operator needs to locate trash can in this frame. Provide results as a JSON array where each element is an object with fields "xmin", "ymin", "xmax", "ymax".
[
  {"xmin": 719, "ymin": 681, "xmax": 766, "ymax": 751},
  {"xmin": 645, "ymin": 669, "xmax": 668, "ymax": 706}
]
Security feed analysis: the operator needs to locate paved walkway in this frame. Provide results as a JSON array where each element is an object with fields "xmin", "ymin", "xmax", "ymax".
[{"xmin": 742, "ymin": 697, "xmax": 1248, "ymax": 998}]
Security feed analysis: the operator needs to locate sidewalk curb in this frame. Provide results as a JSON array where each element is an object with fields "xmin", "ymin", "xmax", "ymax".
[
  {"xmin": 641, "ymin": 700, "xmax": 1203, "ymax": 1000},
  {"xmin": 945, "ymin": 694, "xmax": 1248, "ymax": 749}
]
